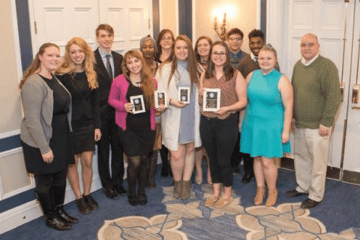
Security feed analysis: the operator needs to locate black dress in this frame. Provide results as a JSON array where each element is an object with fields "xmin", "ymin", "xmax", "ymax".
[
  {"xmin": 57, "ymin": 72, "xmax": 100, "ymax": 154},
  {"xmin": 119, "ymin": 83, "xmax": 155, "ymax": 157},
  {"xmin": 21, "ymin": 74, "xmax": 74, "ymax": 174}
]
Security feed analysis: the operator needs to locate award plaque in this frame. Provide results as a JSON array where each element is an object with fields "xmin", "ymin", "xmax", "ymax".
[
  {"xmin": 130, "ymin": 95, "xmax": 146, "ymax": 114},
  {"xmin": 154, "ymin": 91, "xmax": 168, "ymax": 108},
  {"xmin": 178, "ymin": 87, "xmax": 190, "ymax": 104},
  {"xmin": 203, "ymin": 88, "xmax": 220, "ymax": 112}
]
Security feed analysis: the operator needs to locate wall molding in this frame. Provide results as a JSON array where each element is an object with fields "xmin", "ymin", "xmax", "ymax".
[
  {"xmin": 0, "ymin": 147, "xmax": 22, "ymax": 158},
  {"xmin": 0, "ymin": 130, "xmax": 20, "ymax": 140},
  {"xmin": 0, "ymin": 175, "xmax": 102, "ymax": 234}
]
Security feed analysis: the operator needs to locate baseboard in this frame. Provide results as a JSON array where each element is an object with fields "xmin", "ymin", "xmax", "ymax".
[
  {"xmin": 0, "ymin": 176, "xmax": 102, "ymax": 234},
  {"xmin": 343, "ymin": 170, "xmax": 360, "ymax": 185}
]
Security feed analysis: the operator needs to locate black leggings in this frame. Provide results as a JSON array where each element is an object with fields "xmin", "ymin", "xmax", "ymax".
[{"xmin": 200, "ymin": 114, "xmax": 238, "ymax": 187}]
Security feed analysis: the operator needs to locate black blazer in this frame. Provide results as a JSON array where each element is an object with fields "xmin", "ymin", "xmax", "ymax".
[
  {"xmin": 57, "ymin": 73, "xmax": 101, "ymax": 129},
  {"xmin": 94, "ymin": 48, "xmax": 123, "ymax": 121}
]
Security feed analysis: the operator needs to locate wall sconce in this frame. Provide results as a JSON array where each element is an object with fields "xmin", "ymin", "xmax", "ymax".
[
  {"xmin": 213, "ymin": 6, "xmax": 235, "ymax": 41},
  {"xmin": 214, "ymin": 12, "xmax": 227, "ymax": 41}
]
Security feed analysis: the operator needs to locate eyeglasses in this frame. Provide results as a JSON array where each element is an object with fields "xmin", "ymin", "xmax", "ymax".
[
  {"xmin": 161, "ymin": 37, "xmax": 172, "ymax": 41},
  {"xmin": 228, "ymin": 37, "xmax": 242, "ymax": 42},
  {"xmin": 212, "ymin": 52, "xmax": 226, "ymax": 57}
]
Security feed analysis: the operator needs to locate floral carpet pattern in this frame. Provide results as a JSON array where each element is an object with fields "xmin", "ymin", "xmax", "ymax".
[{"xmin": 98, "ymin": 184, "xmax": 360, "ymax": 240}]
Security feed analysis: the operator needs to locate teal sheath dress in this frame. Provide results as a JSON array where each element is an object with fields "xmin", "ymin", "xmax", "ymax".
[{"xmin": 240, "ymin": 69, "xmax": 291, "ymax": 158}]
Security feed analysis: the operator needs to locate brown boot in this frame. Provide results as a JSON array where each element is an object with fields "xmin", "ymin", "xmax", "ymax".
[
  {"xmin": 265, "ymin": 188, "xmax": 278, "ymax": 207},
  {"xmin": 173, "ymin": 180, "xmax": 182, "ymax": 198},
  {"xmin": 181, "ymin": 181, "xmax": 192, "ymax": 200},
  {"xmin": 254, "ymin": 186, "xmax": 265, "ymax": 206}
]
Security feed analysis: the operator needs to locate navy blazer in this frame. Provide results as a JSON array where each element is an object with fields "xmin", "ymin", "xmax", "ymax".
[{"xmin": 94, "ymin": 48, "xmax": 123, "ymax": 121}]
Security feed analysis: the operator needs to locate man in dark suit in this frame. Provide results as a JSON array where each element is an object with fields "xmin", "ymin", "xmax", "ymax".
[{"xmin": 94, "ymin": 24, "xmax": 126, "ymax": 199}]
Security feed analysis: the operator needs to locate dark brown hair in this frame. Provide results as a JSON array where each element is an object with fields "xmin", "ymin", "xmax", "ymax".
[
  {"xmin": 205, "ymin": 41, "xmax": 235, "ymax": 81},
  {"xmin": 19, "ymin": 43, "xmax": 59, "ymax": 89},
  {"xmin": 122, "ymin": 49, "xmax": 155, "ymax": 109},
  {"xmin": 194, "ymin": 36, "xmax": 213, "ymax": 63}
]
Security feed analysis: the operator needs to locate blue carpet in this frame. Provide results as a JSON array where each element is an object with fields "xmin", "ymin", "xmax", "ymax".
[{"xmin": 1, "ymin": 165, "xmax": 360, "ymax": 239}]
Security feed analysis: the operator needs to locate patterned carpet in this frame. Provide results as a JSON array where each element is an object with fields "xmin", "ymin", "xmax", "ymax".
[{"xmin": 97, "ymin": 184, "xmax": 360, "ymax": 240}]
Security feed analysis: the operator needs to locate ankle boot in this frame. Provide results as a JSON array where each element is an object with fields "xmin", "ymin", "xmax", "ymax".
[
  {"xmin": 36, "ymin": 191, "xmax": 72, "ymax": 230},
  {"xmin": 173, "ymin": 180, "xmax": 182, "ymax": 198},
  {"xmin": 148, "ymin": 150, "xmax": 158, "ymax": 188},
  {"xmin": 265, "ymin": 188, "xmax": 278, "ymax": 207},
  {"xmin": 52, "ymin": 184, "xmax": 78, "ymax": 223},
  {"xmin": 254, "ymin": 186, "xmax": 265, "ymax": 206},
  {"xmin": 181, "ymin": 181, "xmax": 192, "ymax": 200}
]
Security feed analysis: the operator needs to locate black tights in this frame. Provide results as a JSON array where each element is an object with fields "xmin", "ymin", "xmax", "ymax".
[{"xmin": 127, "ymin": 155, "xmax": 148, "ymax": 196}]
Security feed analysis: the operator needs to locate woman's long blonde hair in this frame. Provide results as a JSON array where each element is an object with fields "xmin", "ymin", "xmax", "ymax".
[
  {"xmin": 122, "ymin": 49, "xmax": 155, "ymax": 109},
  {"xmin": 56, "ymin": 37, "xmax": 98, "ymax": 89},
  {"xmin": 19, "ymin": 43, "xmax": 59, "ymax": 89}
]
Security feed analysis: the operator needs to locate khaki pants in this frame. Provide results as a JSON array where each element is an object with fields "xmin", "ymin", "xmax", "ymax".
[{"xmin": 294, "ymin": 127, "xmax": 331, "ymax": 202}]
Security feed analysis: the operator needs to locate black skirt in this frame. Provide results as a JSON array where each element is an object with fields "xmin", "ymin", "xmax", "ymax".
[
  {"xmin": 22, "ymin": 113, "xmax": 75, "ymax": 174},
  {"xmin": 72, "ymin": 119, "xmax": 95, "ymax": 154}
]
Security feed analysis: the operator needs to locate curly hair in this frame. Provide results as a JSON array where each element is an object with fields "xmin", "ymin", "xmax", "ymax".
[
  {"xmin": 56, "ymin": 37, "xmax": 98, "ymax": 89},
  {"xmin": 122, "ymin": 49, "xmax": 155, "ymax": 109},
  {"xmin": 19, "ymin": 43, "xmax": 59, "ymax": 89}
]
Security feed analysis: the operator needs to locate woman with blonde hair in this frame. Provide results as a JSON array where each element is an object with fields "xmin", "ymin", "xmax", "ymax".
[
  {"xmin": 156, "ymin": 35, "xmax": 201, "ymax": 200},
  {"xmin": 108, "ymin": 49, "xmax": 157, "ymax": 206},
  {"xmin": 56, "ymin": 37, "xmax": 101, "ymax": 214},
  {"xmin": 20, "ymin": 43, "xmax": 77, "ymax": 230},
  {"xmin": 241, "ymin": 44, "xmax": 293, "ymax": 207}
]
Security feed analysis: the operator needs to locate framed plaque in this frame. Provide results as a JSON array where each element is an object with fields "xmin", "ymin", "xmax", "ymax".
[
  {"xmin": 154, "ymin": 90, "xmax": 168, "ymax": 108},
  {"xmin": 203, "ymin": 88, "xmax": 220, "ymax": 112},
  {"xmin": 178, "ymin": 87, "xmax": 190, "ymax": 104},
  {"xmin": 130, "ymin": 95, "xmax": 146, "ymax": 114}
]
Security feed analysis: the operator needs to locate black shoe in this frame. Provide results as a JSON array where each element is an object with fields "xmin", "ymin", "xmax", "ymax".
[
  {"xmin": 56, "ymin": 205, "xmax": 78, "ymax": 224},
  {"xmin": 75, "ymin": 197, "xmax": 91, "ymax": 214},
  {"xmin": 46, "ymin": 215, "xmax": 72, "ymax": 231},
  {"xmin": 300, "ymin": 198, "xmax": 321, "ymax": 209},
  {"xmin": 242, "ymin": 174, "xmax": 253, "ymax": 184},
  {"xmin": 285, "ymin": 189, "xmax": 307, "ymax": 198},
  {"xmin": 83, "ymin": 194, "xmax": 99, "ymax": 210},
  {"xmin": 104, "ymin": 188, "xmax": 118, "ymax": 199},
  {"xmin": 128, "ymin": 195, "xmax": 138, "ymax": 206},
  {"xmin": 138, "ymin": 194, "xmax": 148, "ymax": 205},
  {"xmin": 114, "ymin": 186, "xmax": 128, "ymax": 196}
]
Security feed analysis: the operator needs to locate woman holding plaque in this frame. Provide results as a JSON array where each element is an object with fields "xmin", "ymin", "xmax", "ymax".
[
  {"xmin": 199, "ymin": 41, "xmax": 247, "ymax": 208},
  {"xmin": 56, "ymin": 37, "xmax": 101, "ymax": 214},
  {"xmin": 108, "ymin": 49, "xmax": 157, "ymax": 206},
  {"xmin": 240, "ymin": 45, "xmax": 293, "ymax": 207},
  {"xmin": 20, "ymin": 43, "xmax": 77, "ymax": 230},
  {"xmin": 194, "ymin": 36, "xmax": 213, "ymax": 185},
  {"xmin": 156, "ymin": 35, "xmax": 201, "ymax": 200}
]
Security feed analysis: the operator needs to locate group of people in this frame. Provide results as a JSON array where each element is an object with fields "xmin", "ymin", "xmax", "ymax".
[{"xmin": 19, "ymin": 22, "xmax": 341, "ymax": 231}]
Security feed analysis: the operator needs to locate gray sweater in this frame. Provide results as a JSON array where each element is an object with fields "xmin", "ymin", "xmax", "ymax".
[{"xmin": 20, "ymin": 74, "xmax": 72, "ymax": 154}]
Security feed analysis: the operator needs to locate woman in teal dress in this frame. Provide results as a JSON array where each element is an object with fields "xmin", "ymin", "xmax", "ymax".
[{"xmin": 240, "ymin": 44, "xmax": 293, "ymax": 207}]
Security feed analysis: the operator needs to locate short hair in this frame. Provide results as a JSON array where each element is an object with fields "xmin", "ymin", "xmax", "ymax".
[
  {"xmin": 96, "ymin": 24, "xmax": 114, "ymax": 37},
  {"xmin": 227, "ymin": 28, "xmax": 244, "ymax": 39},
  {"xmin": 248, "ymin": 29, "xmax": 264, "ymax": 40}
]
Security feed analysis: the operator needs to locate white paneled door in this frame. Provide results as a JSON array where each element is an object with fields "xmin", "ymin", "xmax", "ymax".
[
  {"xmin": 30, "ymin": 0, "xmax": 151, "ymax": 55},
  {"xmin": 276, "ymin": 0, "xmax": 360, "ymax": 184}
]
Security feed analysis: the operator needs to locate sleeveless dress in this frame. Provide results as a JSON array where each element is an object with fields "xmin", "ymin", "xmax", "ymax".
[{"xmin": 240, "ymin": 69, "xmax": 291, "ymax": 158}]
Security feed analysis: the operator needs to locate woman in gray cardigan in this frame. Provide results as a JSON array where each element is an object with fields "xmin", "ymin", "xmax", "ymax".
[{"xmin": 20, "ymin": 43, "xmax": 77, "ymax": 231}]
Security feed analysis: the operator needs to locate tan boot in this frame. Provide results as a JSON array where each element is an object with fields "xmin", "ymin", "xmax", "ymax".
[
  {"xmin": 173, "ymin": 180, "xmax": 182, "ymax": 199},
  {"xmin": 181, "ymin": 180, "xmax": 192, "ymax": 200},
  {"xmin": 265, "ymin": 188, "xmax": 278, "ymax": 207},
  {"xmin": 254, "ymin": 186, "xmax": 265, "ymax": 206}
]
